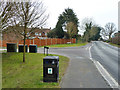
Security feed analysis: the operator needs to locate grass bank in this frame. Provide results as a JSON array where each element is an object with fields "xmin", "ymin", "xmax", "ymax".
[{"xmin": 2, "ymin": 53, "xmax": 69, "ymax": 88}]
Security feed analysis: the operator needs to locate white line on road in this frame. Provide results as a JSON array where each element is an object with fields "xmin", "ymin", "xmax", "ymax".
[
  {"xmin": 89, "ymin": 42, "xmax": 120, "ymax": 89},
  {"xmin": 89, "ymin": 43, "xmax": 94, "ymax": 62},
  {"xmin": 95, "ymin": 61, "xmax": 119, "ymax": 89},
  {"xmin": 85, "ymin": 47, "xmax": 89, "ymax": 50}
]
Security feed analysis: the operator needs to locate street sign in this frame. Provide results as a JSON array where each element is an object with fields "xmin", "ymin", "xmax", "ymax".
[{"xmin": 48, "ymin": 68, "xmax": 52, "ymax": 74}]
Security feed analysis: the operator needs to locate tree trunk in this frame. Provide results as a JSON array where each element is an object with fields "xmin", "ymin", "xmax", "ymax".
[
  {"xmin": 23, "ymin": 34, "xmax": 26, "ymax": 63},
  {"xmin": 23, "ymin": 25, "xmax": 27, "ymax": 63},
  {"xmin": 109, "ymin": 34, "xmax": 111, "ymax": 41}
]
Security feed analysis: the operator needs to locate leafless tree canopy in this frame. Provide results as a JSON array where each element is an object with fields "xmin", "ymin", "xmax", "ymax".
[
  {"xmin": 14, "ymin": 2, "xmax": 48, "ymax": 28},
  {"xmin": 105, "ymin": 22, "xmax": 116, "ymax": 35},
  {"xmin": 0, "ymin": 2, "xmax": 15, "ymax": 31},
  {"xmin": 101, "ymin": 22, "xmax": 116, "ymax": 40},
  {"xmin": 13, "ymin": 1, "xmax": 49, "ymax": 37}
]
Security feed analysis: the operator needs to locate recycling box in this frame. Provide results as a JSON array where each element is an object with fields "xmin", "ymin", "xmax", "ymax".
[
  {"xmin": 29, "ymin": 45, "xmax": 37, "ymax": 53},
  {"xmin": 43, "ymin": 56, "xmax": 59, "ymax": 82},
  {"xmin": 7, "ymin": 43, "xmax": 17, "ymax": 52},
  {"xmin": 18, "ymin": 45, "xmax": 28, "ymax": 52}
]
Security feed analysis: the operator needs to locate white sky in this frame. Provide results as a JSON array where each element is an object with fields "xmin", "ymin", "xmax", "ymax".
[{"xmin": 41, "ymin": 0, "xmax": 119, "ymax": 34}]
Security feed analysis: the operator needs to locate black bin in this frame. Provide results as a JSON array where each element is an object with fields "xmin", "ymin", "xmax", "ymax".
[
  {"xmin": 29, "ymin": 45, "xmax": 37, "ymax": 53},
  {"xmin": 7, "ymin": 43, "xmax": 17, "ymax": 52},
  {"xmin": 43, "ymin": 56, "xmax": 59, "ymax": 82},
  {"xmin": 18, "ymin": 45, "xmax": 28, "ymax": 52}
]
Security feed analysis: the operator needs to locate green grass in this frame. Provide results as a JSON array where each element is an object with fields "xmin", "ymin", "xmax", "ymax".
[
  {"xmin": 1, "ymin": 47, "xmax": 6, "ymax": 49},
  {"xmin": 40, "ymin": 42, "xmax": 87, "ymax": 48},
  {"xmin": 2, "ymin": 53, "xmax": 69, "ymax": 88},
  {"xmin": 109, "ymin": 43, "xmax": 120, "ymax": 48}
]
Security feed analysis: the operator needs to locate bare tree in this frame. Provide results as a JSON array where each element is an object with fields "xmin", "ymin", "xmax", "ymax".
[
  {"xmin": 101, "ymin": 22, "xmax": 116, "ymax": 40},
  {"xmin": 0, "ymin": 2, "xmax": 15, "ymax": 39},
  {"xmin": 5, "ymin": 1, "xmax": 48, "ymax": 62},
  {"xmin": 80, "ymin": 17, "xmax": 95, "ymax": 32}
]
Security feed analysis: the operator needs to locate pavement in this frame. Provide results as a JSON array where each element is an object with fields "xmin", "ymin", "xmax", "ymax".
[{"xmin": 38, "ymin": 43, "xmax": 111, "ymax": 88}]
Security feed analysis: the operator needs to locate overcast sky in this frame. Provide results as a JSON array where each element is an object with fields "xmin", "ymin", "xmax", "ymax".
[{"xmin": 41, "ymin": 0, "xmax": 119, "ymax": 34}]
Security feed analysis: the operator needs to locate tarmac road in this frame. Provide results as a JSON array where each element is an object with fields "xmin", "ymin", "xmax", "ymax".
[
  {"xmin": 91, "ymin": 41, "xmax": 119, "ymax": 85},
  {"xmin": 38, "ymin": 43, "xmax": 110, "ymax": 88}
]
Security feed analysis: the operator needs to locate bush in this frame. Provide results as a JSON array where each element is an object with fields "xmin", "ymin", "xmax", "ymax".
[
  {"xmin": 105, "ymin": 40, "xmax": 110, "ymax": 43},
  {"xmin": 111, "ymin": 36, "xmax": 120, "ymax": 45}
]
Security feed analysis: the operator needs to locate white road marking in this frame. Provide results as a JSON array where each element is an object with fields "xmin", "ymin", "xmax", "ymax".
[
  {"xmin": 89, "ymin": 42, "xmax": 120, "ymax": 89},
  {"xmin": 95, "ymin": 61, "xmax": 119, "ymax": 89},
  {"xmin": 89, "ymin": 43, "xmax": 94, "ymax": 62},
  {"xmin": 86, "ymin": 46, "xmax": 92, "ymax": 50}
]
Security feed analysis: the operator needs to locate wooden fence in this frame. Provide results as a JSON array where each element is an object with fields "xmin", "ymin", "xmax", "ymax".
[{"xmin": 0, "ymin": 38, "xmax": 76, "ymax": 47}]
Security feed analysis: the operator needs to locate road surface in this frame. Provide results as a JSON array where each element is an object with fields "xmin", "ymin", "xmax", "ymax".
[
  {"xmin": 38, "ymin": 43, "xmax": 110, "ymax": 88},
  {"xmin": 91, "ymin": 41, "xmax": 119, "ymax": 85}
]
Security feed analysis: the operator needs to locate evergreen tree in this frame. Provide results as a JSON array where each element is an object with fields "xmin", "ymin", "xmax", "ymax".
[
  {"xmin": 63, "ymin": 8, "xmax": 79, "ymax": 27},
  {"xmin": 55, "ymin": 14, "xmax": 64, "ymax": 38},
  {"xmin": 55, "ymin": 22, "xmax": 64, "ymax": 38},
  {"xmin": 55, "ymin": 8, "xmax": 79, "ymax": 38}
]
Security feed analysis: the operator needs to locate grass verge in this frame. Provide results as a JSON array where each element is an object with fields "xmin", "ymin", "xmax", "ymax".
[
  {"xmin": 40, "ymin": 42, "xmax": 87, "ymax": 48},
  {"xmin": 2, "ymin": 53, "xmax": 69, "ymax": 88},
  {"xmin": 109, "ymin": 43, "xmax": 120, "ymax": 48}
]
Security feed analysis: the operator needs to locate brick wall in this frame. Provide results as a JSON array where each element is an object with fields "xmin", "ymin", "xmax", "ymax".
[{"xmin": 0, "ymin": 38, "xmax": 76, "ymax": 47}]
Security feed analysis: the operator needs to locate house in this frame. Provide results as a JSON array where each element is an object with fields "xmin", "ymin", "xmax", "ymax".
[
  {"xmin": 2, "ymin": 26, "xmax": 51, "ymax": 41},
  {"xmin": 29, "ymin": 28, "xmax": 51, "ymax": 39},
  {"xmin": 111, "ymin": 31, "xmax": 120, "ymax": 45},
  {"xmin": 114, "ymin": 31, "xmax": 120, "ymax": 37}
]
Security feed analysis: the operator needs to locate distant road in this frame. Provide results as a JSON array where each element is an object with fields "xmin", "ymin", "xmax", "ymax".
[{"xmin": 91, "ymin": 41, "xmax": 119, "ymax": 84}]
